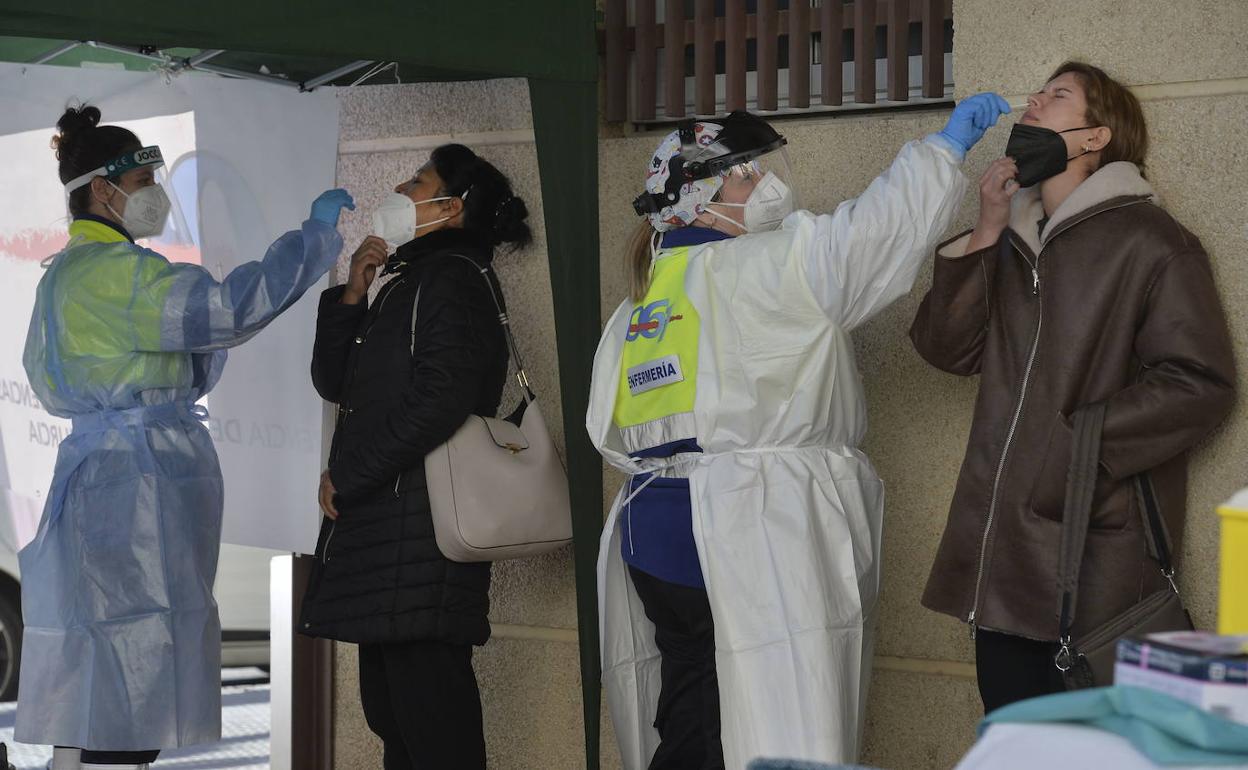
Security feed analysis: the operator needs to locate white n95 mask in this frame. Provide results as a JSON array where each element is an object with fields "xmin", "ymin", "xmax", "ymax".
[
  {"xmin": 107, "ymin": 181, "xmax": 171, "ymax": 239},
  {"xmin": 371, "ymin": 192, "xmax": 454, "ymax": 248},
  {"xmin": 711, "ymin": 171, "xmax": 795, "ymax": 233},
  {"xmin": 739, "ymin": 171, "xmax": 795, "ymax": 232}
]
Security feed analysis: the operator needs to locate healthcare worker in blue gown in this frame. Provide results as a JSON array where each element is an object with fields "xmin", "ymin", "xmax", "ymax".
[{"xmin": 17, "ymin": 104, "xmax": 352, "ymax": 770}]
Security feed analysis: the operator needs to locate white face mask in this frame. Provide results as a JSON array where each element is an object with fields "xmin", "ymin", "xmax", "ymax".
[
  {"xmin": 371, "ymin": 192, "xmax": 454, "ymax": 248},
  {"xmin": 710, "ymin": 171, "xmax": 795, "ymax": 233},
  {"xmin": 106, "ymin": 181, "xmax": 171, "ymax": 239}
]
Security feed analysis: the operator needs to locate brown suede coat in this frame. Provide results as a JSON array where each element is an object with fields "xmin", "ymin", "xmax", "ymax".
[{"xmin": 911, "ymin": 162, "xmax": 1235, "ymax": 641}]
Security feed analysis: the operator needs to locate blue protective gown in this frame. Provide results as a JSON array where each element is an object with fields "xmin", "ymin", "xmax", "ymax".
[{"xmin": 15, "ymin": 216, "xmax": 342, "ymax": 750}]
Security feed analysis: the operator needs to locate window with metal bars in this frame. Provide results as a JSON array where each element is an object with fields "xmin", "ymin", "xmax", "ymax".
[{"xmin": 600, "ymin": 0, "xmax": 954, "ymax": 124}]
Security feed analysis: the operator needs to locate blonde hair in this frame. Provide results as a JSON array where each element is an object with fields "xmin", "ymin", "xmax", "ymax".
[{"xmin": 624, "ymin": 220, "xmax": 657, "ymax": 302}]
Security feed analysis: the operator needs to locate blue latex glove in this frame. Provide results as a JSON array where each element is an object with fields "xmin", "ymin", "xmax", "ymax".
[
  {"xmin": 310, "ymin": 188, "xmax": 355, "ymax": 227},
  {"xmin": 939, "ymin": 92, "xmax": 1012, "ymax": 156}
]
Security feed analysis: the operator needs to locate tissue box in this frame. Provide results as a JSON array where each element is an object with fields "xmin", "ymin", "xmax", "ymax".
[{"xmin": 1115, "ymin": 631, "xmax": 1248, "ymax": 726}]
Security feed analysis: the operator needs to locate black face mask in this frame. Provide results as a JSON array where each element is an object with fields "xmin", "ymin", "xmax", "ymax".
[{"xmin": 1006, "ymin": 123, "xmax": 1096, "ymax": 187}]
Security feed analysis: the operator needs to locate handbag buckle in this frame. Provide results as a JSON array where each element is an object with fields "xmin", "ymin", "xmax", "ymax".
[
  {"xmin": 1163, "ymin": 567, "xmax": 1179, "ymax": 594},
  {"xmin": 1054, "ymin": 635, "xmax": 1074, "ymax": 672}
]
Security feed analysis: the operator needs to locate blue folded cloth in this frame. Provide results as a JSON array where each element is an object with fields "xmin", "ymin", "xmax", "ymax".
[{"xmin": 982, "ymin": 685, "xmax": 1248, "ymax": 766}]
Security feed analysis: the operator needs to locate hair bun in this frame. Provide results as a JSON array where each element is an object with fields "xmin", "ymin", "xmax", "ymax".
[
  {"xmin": 493, "ymin": 195, "xmax": 520, "ymax": 223},
  {"xmin": 492, "ymin": 194, "xmax": 532, "ymax": 249},
  {"xmin": 52, "ymin": 105, "xmax": 103, "ymax": 159}
]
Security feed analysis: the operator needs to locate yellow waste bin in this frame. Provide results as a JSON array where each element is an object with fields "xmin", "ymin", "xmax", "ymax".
[{"xmin": 1217, "ymin": 488, "xmax": 1248, "ymax": 635}]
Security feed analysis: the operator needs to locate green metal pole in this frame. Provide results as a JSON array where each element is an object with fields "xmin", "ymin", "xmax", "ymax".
[{"xmin": 529, "ymin": 77, "xmax": 603, "ymax": 770}]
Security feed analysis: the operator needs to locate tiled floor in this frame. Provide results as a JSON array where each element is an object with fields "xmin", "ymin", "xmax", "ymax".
[{"xmin": 0, "ymin": 669, "xmax": 271, "ymax": 769}]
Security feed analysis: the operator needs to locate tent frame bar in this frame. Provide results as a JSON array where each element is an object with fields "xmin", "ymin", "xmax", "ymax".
[
  {"xmin": 30, "ymin": 40, "xmax": 79, "ymax": 64},
  {"xmin": 190, "ymin": 59, "xmax": 302, "ymax": 89},
  {"xmin": 186, "ymin": 49, "xmax": 227, "ymax": 67},
  {"xmin": 84, "ymin": 40, "xmax": 177, "ymax": 66},
  {"xmin": 72, "ymin": 41, "xmax": 367, "ymax": 91},
  {"xmin": 85, "ymin": 40, "xmax": 302, "ymax": 86},
  {"xmin": 300, "ymin": 60, "xmax": 375, "ymax": 91}
]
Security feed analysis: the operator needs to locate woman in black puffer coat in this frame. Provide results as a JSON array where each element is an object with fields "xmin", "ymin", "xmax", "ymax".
[{"xmin": 299, "ymin": 144, "xmax": 532, "ymax": 770}]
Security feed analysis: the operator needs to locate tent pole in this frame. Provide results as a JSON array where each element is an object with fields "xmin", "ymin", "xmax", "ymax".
[
  {"xmin": 191, "ymin": 61, "xmax": 302, "ymax": 88},
  {"xmin": 300, "ymin": 60, "xmax": 375, "ymax": 91},
  {"xmin": 84, "ymin": 40, "xmax": 169, "ymax": 63},
  {"xmin": 529, "ymin": 77, "xmax": 603, "ymax": 770},
  {"xmin": 33, "ymin": 40, "xmax": 376, "ymax": 94},
  {"xmin": 30, "ymin": 41, "xmax": 80, "ymax": 64},
  {"xmin": 81, "ymin": 41, "xmax": 302, "ymax": 89},
  {"xmin": 184, "ymin": 49, "xmax": 227, "ymax": 68}
]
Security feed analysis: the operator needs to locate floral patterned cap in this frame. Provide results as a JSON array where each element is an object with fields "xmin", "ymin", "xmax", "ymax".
[{"xmin": 642, "ymin": 121, "xmax": 725, "ymax": 232}]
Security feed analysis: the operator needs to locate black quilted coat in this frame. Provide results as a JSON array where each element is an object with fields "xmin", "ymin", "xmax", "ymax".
[{"xmin": 298, "ymin": 228, "xmax": 508, "ymax": 645}]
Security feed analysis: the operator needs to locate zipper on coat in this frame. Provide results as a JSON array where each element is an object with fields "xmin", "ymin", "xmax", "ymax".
[
  {"xmin": 965, "ymin": 198, "xmax": 1147, "ymax": 634},
  {"xmin": 968, "ymin": 248, "xmax": 1042, "ymax": 632}
]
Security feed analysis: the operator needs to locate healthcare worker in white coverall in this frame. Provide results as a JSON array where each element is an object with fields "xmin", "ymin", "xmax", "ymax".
[{"xmin": 588, "ymin": 94, "xmax": 1011, "ymax": 770}]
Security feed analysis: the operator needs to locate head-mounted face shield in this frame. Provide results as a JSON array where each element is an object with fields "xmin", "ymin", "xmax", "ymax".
[
  {"xmin": 63, "ymin": 145, "xmax": 165, "ymax": 193},
  {"xmin": 632, "ymin": 116, "xmax": 794, "ymax": 230},
  {"xmin": 700, "ymin": 146, "xmax": 798, "ymax": 233},
  {"xmin": 713, "ymin": 147, "xmax": 796, "ymax": 205}
]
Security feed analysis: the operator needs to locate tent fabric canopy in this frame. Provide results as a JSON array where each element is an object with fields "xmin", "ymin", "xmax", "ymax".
[
  {"xmin": 0, "ymin": 36, "xmax": 504, "ymax": 87},
  {"xmin": 0, "ymin": 2, "xmax": 604, "ymax": 767},
  {"xmin": 0, "ymin": 1, "xmax": 597, "ymax": 82}
]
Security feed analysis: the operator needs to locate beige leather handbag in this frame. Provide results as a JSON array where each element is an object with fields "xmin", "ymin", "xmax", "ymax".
[{"xmin": 412, "ymin": 255, "xmax": 572, "ymax": 562}]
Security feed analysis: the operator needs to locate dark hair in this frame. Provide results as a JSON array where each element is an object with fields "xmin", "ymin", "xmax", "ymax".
[
  {"xmin": 428, "ymin": 144, "xmax": 532, "ymax": 250},
  {"xmin": 53, "ymin": 104, "xmax": 141, "ymax": 217},
  {"xmin": 1048, "ymin": 61, "xmax": 1148, "ymax": 174}
]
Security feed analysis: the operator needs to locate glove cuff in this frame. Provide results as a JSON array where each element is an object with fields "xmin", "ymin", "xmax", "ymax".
[{"xmin": 930, "ymin": 132, "xmax": 968, "ymax": 162}]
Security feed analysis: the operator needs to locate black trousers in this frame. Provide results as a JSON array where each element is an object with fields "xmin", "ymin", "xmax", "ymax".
[
  {"xmin": 56, "ymin": 748, "xmax": 160, "ymax": 765},
  {"xmin": 975, "ymin": 629, "xmax": 1067, "ymax": 714},
  {"xmin": 358, "ymin": 640, "xmax": 486, "ymax": 770},
  {"xmin": 628, "ymin": 566, "xmax": 725, "ymax": 770}
]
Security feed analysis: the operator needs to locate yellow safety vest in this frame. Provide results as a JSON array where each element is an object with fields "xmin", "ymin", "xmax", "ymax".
[
  {"xmin": 613, "ymin": 247, "xmax": 701, "ymax": 430},
  {"xmin": 43, "ymin": 218, "xmax": 185, "ymax": 392}
]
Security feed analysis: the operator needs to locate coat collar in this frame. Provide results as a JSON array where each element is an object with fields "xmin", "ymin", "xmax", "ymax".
[
  {"xmin": 1008, "ymin": 161, "xmax": 1158, "ymax": 255},
  {"xmin": 384, "ymin": 228, "xmax": 494, "ymax": 275}
]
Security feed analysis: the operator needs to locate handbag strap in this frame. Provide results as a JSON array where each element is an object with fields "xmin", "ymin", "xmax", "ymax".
[
  {"xmin": 408, "ymin": 253, "xmax": 534, "ymax": 402},
  {"xmin": 1054, "ymin": 403, "xmax": 1179, "ymax": 670},
  {"xmin": 1136, "ymin": 473, "xmax": 1178, "ymax": 588},
  {"xmin": 1056, "ymin": 402, "xmax": 1106, "ymax": 645}
]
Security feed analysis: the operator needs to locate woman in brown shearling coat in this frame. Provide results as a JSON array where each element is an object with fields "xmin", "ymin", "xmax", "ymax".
[{"xmin": 911, "ymin": 62, "xmax": 1236, "ymax": 713}]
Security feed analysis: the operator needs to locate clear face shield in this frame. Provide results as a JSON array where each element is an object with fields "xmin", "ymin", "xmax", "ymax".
[{"xmin": 702, "ymin": 146, "xmax": 798, "ymax": 233}]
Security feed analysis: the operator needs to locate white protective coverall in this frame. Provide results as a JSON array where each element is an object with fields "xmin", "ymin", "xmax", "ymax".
[{"xmin": 588, "ymin": 136, "xmax": 966, "ymax": 768}]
